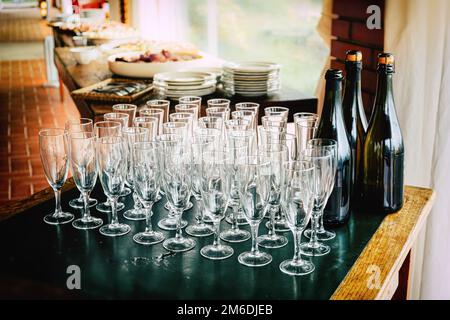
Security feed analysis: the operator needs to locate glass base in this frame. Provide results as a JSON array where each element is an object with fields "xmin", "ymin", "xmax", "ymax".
[
  {"xmin": 123, "ymin": 208, "xmax": 148, "ymax": 221},
  {"xmin": 120, "ymin": 187, "xmax": 132, "ymax": 197},
  {"xmin": 257, "ymin": 234, "xmax": 288, "ymax": 249},
  {"xmin": 267, "ymin": 219, "xmax": 290, "ymax": 232},
  {"xmin": 43, "ymin": 212, "xmax": 74, "ymax": 225},
  {"xmin": 72, "ymin": 216, "xmax": 103, "ymax": 230},
  {"xmin": 225, "ymin": 213, "xmax": 249, "ymax": 226},
  {"xmin": 299, "ymin": 241, "xmax": 331, "ymax": 256},
  {"xmin": 203, "ymin": 215, "xmax": 214, "ymax": 223},
  {"xmin": 164, "ymin": 201, "xmax": 193, "ymax": 211},
  {"xmin": 69, "ymin": 197, "xmax": 98, "ymax": 209},
  {"xmin": 96, "ymin": 201, "xmax": 125, "ymax": 213},
  {"xmin": 200, "ymin": 244, "xmax": 234, "ymax": 260},
  {"xmin": 238, "ymin": 251, "xmax": 272, "ymax": 267},
  {"xmin": 99, "ymin": 223, "xmax": 131, "ymax": 237},
  {"xmin": 186, "ymin": 223, "xmax": 214, "ymax": 237},
  {"xmin": 158, "ymin": 217, "xmax": 188, "ymax": 231},
  {"xmin": 220, "ymin": 228, "xmax": 251, "ymax": 243},
  {"xmin": 279, "ymin": 259, "xmax": 315, "ymax": 276},
  {"xmin": 303, "ymin": 228, "xmax": 336, "ymax": 241},
  {"xmin": 163, "ymin": 236, "xmax": 196, "ymax": 252},
  {"xmin": 133, "ymin": 231, "xmax": 165, "ymax": 245}
]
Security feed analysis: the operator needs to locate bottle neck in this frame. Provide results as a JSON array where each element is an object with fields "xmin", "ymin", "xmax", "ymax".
[
  {"xmin": 374, "ymin": 71, "xmax": 394, "ymax": 113},
  {"xmin": 344, "ymin": 63, "xmax": 362, "ymax": 94},
  {"xmin": 322, "ymin": 78, "xmax": 343, "ymax": 119}
]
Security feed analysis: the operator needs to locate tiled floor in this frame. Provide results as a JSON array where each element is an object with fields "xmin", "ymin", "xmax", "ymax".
[{"xmin": 0, "ymin": 8, "xmax": 80, "ymax": 206}]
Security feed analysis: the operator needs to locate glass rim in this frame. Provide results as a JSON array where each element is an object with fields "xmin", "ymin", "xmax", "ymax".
[
  {"xmin": 175, "ymin": 103, "xmax": 199, "ymax": 110},
  {"xmin": 235, "ymin": 102, "xmax": 260, "ymax": 108},
  {"xmin": 307, "ymin": 138, "xmax": 337, "ymax": 146},
  {"xmin": 134, "ymin": 116, "xmax": 159, "ymax": 123},
  {"xmin": 146, "ymin": 99, "xmax": 170, "ymax": 106},
  {"xmin": 112, "ymin": 103, "xmax": 137, "ymax": 110},
  {"xmin": 163, "ymin": 121, "xmax": 188, "ymax": 128},
  {"xmin": 207, "ymin": 98, "xmax": 230, "ymax": 104},
  {"xmin": 104, "ymin": 112, "xmax": 129, "ymax": 119},
  {"xmin": 65, "ymin": 118, "xmax": 93, "ymax": 126},
  {"xmin": 94, "ymin": 120, "xmax": 122, "ymax": 128},
  {"xmin": 264, "ymin": 106, "xmax": 289, "ymax": 112},
  {"xmin": 140, "ymin": 108, "xmax": 164, "ymax": 114},
  {"xmin": 179, "ymin": 96, "xmax": 201, "ymax": 101},
  {"xmin": 39, "ymin": 127, "xmax": 66, "ymax": 136}
]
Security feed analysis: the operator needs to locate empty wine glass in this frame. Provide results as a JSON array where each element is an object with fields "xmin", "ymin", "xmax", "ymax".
[
  {"xmin": 175, "ymin": 104, "xmax": 199, "ymax": 127},
  {"xmin": 200, "ymin": 150, "xmax": 233, "ymax": 260},
  {"xmin": 235, "ymin": 102, "xmax": 259, "ymax": 128},
  {"xmin": 132, "ymin": 142, "xmax": 165, "ymax": 245},
  {"xmin": 122, "ymin": 126, "xmax": 149, "ymax": 221},
  {"xmin": 169, "ymin": 112, "xmax": 194, "ymax": 139},
  {"xmin": 257, "ymin": 143, "xmax": 289, "ymax": 249},
  {"xmin": 157, "ymin": 133, "xmax": 189, "ymax": 231},
  {"xmin": 179, "ymin": 96, "xmax": 202, "ymax": 115},
  {"xmin": 68, "ymin": 131, "xmax": 103, "ymax": 229},
  {"xmin": 146, "ymin": 99, "xmax": 170, "ymax": 123},
  {"xmin": 237, "ymin": 155, "xmax": 272, "ymax": 267},
  {"xmin": 65, "ymin": 118, "xmax": 98, "ymax": 210},
  {"xmin": 299, "ymin": 147, "xmax": 333, "ymax": 256},
  {"xmin": 279, "ymin": 160, "xmax": 316, "ymax": 275},
  {"xmin": 262, "ymin": 115, "xmax": 287, "ymax": 131},
  {"xmin": 104, "ymin": 112, "xmax": 129, "ymax": 129},
  {"xmin": 185, "ymin": 140, "xmax": 215, "ymax": 237},
  {"xmin": 134, "ymin": 116, "xmax": 159, "ymax": 141},
  {"xmin": 264, "ymin": 106, "xmax": 289, "ymax": 121},
  {"xmin": 112, "ymin": 104, "xmax": 137, "ymax": 127},
  {"xmin": 198, "ymin": 116, "xmax": 223, "ymax": 131},
  {"xmin": 96, "ymin": 136, "xmax": 131, "ymax": 237},
  {"xmin": 219, "ymin": 144, "xmax": 251, "ymax": 243},
  {"xmin": 294, "ymin": 113, "xmax": 318, "ymax": 157},
  {"xmin": 94, "ymin": 121, "xmax": 125, "ymax": 213},
  {"xmin": 161, "ymin": 140, "xmax": 196, "ymax": 252},
  {"xmin": 232, "ymin": 110, "xmax": 256, "ymax": 130},
  {"xmin": 303, "ymin": 139, "xmax": 338, "ymax": 241},
  {"xmin": 40, "ymin": 128, "xmax": 74, "ymax": 225},
  {"xmin": 207, "ymin": 98, "xmax": 230, "ymax": 110},
  {"xmin": 139, "ymin": 108, "xmax": 164, "ymax": 135}
]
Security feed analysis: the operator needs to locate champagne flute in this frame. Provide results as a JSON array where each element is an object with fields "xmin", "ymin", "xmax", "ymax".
[
  {"xmin": 94, "ymin": 121, "xmax": 125, "ymax": 213},
  {"xmin": 132, "ymin": 142, "xmax": 165, "ymax": 245},
  {"xmin": 279, "ymin": 160, "xmax": 316, "ymax": 275},
  {"xmin": 200, "ymin": 150, "xmax": 233, "ymax": 260},
  {"xmin": 146, "ymin": 99, "xmax": 170, "ymax": 123},
  {"xmin": 303, "ymin": 139, "xmax": 338, "ymax": 241},
  {"xmin": 237, "ymin": 155, "xmax": 272, "ymax": 267},
  {"xmin": 139, "ymin": 108, "xmax": 164, "ymax": 135},
  {"xmin": 65, "ymin": 118, "xmax": 98, "ymax": 209},
  {"xmin": 40, "ymin": 128, "xmax": 74, "ymax": 225},
  {"xmin": 96, "ymin": 136, "xmax": 131, "ymax": 237},
  {"xmin": 68, "ymin": 131, "xmax": 103, "ymax": 229},
  {"xmin": 112, "ymin": 104, "xmax": 137, "ymax": 127}
]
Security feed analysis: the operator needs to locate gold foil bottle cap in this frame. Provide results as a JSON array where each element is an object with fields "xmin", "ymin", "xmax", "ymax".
[
  {"xmin": 378, "ymin": 53, "xmax": 395, "ymax": 65},
  {"xmin": 346, "ymin": 50, "xmax": 362, "ymax": 62}
]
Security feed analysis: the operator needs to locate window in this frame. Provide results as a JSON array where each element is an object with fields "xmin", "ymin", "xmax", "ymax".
[{"xmin": 134, "ymin": 0, "xmax": 328, "ymax": 95}]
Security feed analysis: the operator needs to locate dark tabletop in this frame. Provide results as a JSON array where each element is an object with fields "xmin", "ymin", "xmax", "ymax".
[{"xmin": 0, "ymin": 181, "xmax": 387, "ymax": 300}]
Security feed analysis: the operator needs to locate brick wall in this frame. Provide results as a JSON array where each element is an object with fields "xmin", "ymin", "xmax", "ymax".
[{"xmin": 330, "ymin": 0, "xmax": 385, "ymax": 118}]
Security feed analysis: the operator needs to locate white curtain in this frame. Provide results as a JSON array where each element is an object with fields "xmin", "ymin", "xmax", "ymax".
[
  {"xmin": 131, "ymin": 0, "xmax": 188, "ymax": 42},
  {"xmin": 384, "ymin": 0, "xmax": 450, "ymax": 299}
]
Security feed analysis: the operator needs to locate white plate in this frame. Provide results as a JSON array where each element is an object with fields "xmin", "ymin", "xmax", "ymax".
[
  {"xmin": 223, "ymin": 61, "xmax": 281, "ymax": 73},
  {"xmin": 155, "ymin": 71, "xmax": 215, "ymax": 83},
  {"xmin": 108, "ymin": 52, "xmax": 208, "ymax": 78}
]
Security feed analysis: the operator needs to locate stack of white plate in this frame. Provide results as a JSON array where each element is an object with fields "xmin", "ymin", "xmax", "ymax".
[
  {"xmin": 222, "ymin": 62, "xmax": 281, "ymax": 97},
  {"xmin": 153, "ymin": 71, "xmax": 217, "ymax": 98}
]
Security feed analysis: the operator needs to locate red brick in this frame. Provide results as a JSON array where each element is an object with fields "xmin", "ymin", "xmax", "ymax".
[
  {"xmin": 333, "ymin": 0, "xmax": 385, "ymax": 20},
  {"xmin": 10, "ymin": 177, "xmax": 32, "ymax": 198},
  {"xmin": 351, "ymin": 22, "xmax": 384, "ymax": 46},
  {"xmin": 9, "ymin": 156, "xmax": 31, "ymax": 175},
  {"xmin": 331, "ymin": 40, "xmax": 373, "ymax": 66},
  {"xmin": 332, "ymin": 19, "xmax": 350, "ymax": 39},
  {"xmin": 331, "ymin": 59, "xmax": 346, "ymax": 73},
  {"xmin": 362, "ymin": 69, "xmax": 378, "ymax": 94}
]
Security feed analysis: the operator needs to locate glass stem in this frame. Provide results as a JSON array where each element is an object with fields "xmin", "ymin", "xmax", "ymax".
[
  {"xmin": 268, "ymin": 205, "xmax": 277, "ymax": 236},
  {"xmin": 318, "ymin": 214, "xmax": 325, "ymax": 233},
  {"xmin": 78, "ymin": 193, "xmax": 83, "ymax": 202},
  {"xmin": 212, "ymin": 221, "xmax": 220, "ymax": 247},
  {"xmin": 144, "ymin": 202, "xmax": 154, "ymax": 233},
  {"xmin": 250, "ymin": 223, "xmax": 259, "ymax": 254},
  {"xmin": 82, "ymin": 191, "xmax": 91, "ymax": 220},
  {"xmin": 110, "ymin": 197, "xmax": 118, "ymax": 225},
  {"xmin": 231, "ymin": 204, "xmax": 239, "ymax": 231},
  {"xmin": 292, "ymin": 230, "xmax": 303, "ymax": 264},
  {"xmin": 133, "ymin": 192, "xmax": 141, "ymax": 210},
  {"xmin": 175, "ymin": 210, "xmax": 183, "ymax": 239},
  {"xmin": 309, "ymin": 209, "xmax": 320, "ymax": 246},
  {"xmin": 54, "ymin": 189, "xmax": 62, "ymax": 216},
  {"xmin": 196, "ymin": 198, "xmax": 204, "ymax": 225}
]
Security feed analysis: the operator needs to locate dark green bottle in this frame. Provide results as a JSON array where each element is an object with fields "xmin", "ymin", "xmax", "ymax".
[
  {"xmin": 316, "ymin": 69, "xmax": 352, "ymax": 225},
  {"xmin": 362, "ymin": 53, "xmax": 404, "ymax": 213},
  {"xmin": 342, "ymin": 50, "xmax": 368, "ymax": 206}
]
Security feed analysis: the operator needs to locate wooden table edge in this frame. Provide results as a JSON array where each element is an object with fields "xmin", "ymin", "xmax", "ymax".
[{"xmin": 330, "ymin": 187, "xmax": 435, "ymax": 300}]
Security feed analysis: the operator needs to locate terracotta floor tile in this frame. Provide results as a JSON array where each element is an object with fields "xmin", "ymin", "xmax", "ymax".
[
  {"xmin": 9, "ymin": 156, "xmax": 31, "ymax": 175},
  {"xmin": 10, "ymin": 178, "xmax": 32, "ymax": 199}
]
